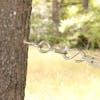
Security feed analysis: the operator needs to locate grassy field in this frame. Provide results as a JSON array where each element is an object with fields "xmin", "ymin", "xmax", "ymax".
[{"xmin": 25, "ymin": 46, "xmax": 100, "ymax": 100}]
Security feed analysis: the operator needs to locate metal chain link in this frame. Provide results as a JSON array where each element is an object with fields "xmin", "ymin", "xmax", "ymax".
[{"xmin": 23, "ymin": 40, "xmax": 100, "ymax": 67}]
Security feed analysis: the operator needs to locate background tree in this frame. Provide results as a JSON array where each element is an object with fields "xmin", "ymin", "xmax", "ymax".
[
  {"xmin": 0, "ymin": 0, "xmax": 32, "ymax": 100},
  {"xmin": 52, "ymin": 0, "xmax": 60, "ymax": 24},
  {"xmin": 82, "ymin": 0, "xmax": 89, "ymax": 10}
]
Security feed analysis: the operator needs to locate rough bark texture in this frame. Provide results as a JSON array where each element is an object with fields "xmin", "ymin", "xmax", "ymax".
[{"xmin": 0, "ymin": 0, "xmax": 32, "ymax": 100}]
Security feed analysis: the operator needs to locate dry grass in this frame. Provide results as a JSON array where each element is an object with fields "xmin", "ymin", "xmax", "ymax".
[{"xmin": 25, "ymin": 46, "xmax": 100, "ymax": 100}]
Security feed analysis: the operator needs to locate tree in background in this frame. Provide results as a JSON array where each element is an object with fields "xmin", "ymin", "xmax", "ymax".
[
  {"xmin": 0, "ymin": 0, "xmax": 32, "ymax": 100},
  {"xmin": 52, "ymin": 0, "xmax": 60, "ymax": 24},
  {"xmin": 82, "ymin": 0, "xmax": 89, "ymax": 10}
]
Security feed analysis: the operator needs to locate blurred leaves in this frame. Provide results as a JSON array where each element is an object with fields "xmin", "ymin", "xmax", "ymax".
[
  {"xmin": 59, "ymin": 7, "xmax": 100, "ymax": 48},
  {"xmin": 30, "ymin": 0, "xmax": 100, "ymax": 49}
]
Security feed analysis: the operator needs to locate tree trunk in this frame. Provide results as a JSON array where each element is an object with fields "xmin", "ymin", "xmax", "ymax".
[
  {"xmin": 82, "ymin": 0, "xmax": 89, "ymax": 10},
  {"xmin": 0, "ymin": 0, "xmax": 32, "ymax": 100},
  {"xmin": 52, "ymin": 0, "xmax": 60, "ymax": 24}
]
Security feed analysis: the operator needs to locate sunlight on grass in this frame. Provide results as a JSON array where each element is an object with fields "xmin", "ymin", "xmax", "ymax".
[{"xmin": 25, "ymin": 46, "xmax": 100, "ymax": 100}]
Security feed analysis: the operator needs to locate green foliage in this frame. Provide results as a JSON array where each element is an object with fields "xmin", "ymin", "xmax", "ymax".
[
  {"xmin": 30, "ymin": 0, "xmax": 61, "ymax": 45},
  {"xmin": 59, "ymin": 7, "xmax": 100, "ymax": 49},
  {"xmin": 30, "ymin": 0, "xmax": 52, "ymax": 34},
  {"xmin": 30, "ymin": 0, "xmax": 100, "ymax": 49},
  {"xmin": 29, "ymin": 34, "xmax": 65, "ymax": 46}
]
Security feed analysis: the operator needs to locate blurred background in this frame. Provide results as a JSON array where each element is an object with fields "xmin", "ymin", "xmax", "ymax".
[{"xmin": 29, "ymin": 0, "xmax": 100, "ymax": 49}]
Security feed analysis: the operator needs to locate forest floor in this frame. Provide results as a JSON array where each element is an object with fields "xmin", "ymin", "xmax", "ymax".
[{"xmin": 25, "ymin": 46, "xmax": 100, "ymax": 100}]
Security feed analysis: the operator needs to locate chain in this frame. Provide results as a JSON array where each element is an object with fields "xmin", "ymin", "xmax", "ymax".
[{"xmin": 23, "ymin": 40, "xmax": 100, "ymax": 67}]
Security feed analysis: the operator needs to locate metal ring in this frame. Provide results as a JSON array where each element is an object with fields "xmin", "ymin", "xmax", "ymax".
[{"xmin": 38, "ymin": 41, "xmax": 51, "ymax": 53}]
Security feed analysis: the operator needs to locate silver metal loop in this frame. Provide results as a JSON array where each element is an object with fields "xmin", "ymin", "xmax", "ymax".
[
  {"xmin": 38, "ymin": 41, "xmax": 51, "ymax": 53},
  {"xmin": 63, "ymin": 50, "xmax": 80, "ymax": 60},
  {"xmin": 82, "ymin": 56, "xmax": 94, "ymax": 63},
  {"xmin": 54, "ymin": 46, "xmax": 71, "ymax": 54},
  {"xmin": 86, "ymin": 56, "xmax": 100, "ymax": 67},
  {"xmin": 75, "ymin": 51, "xmax": 87, "ymax": 62}
]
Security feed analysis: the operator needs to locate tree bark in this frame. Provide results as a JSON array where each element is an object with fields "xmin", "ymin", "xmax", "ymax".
[{"xmin": 0, "ymin": 0, "xmax": 32, "ymax": 100}]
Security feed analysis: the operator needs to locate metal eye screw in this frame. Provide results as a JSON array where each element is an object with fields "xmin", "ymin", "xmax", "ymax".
[{"xmin": 23, "ymin": 40, "xmax": 38, "ymax": 47}]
